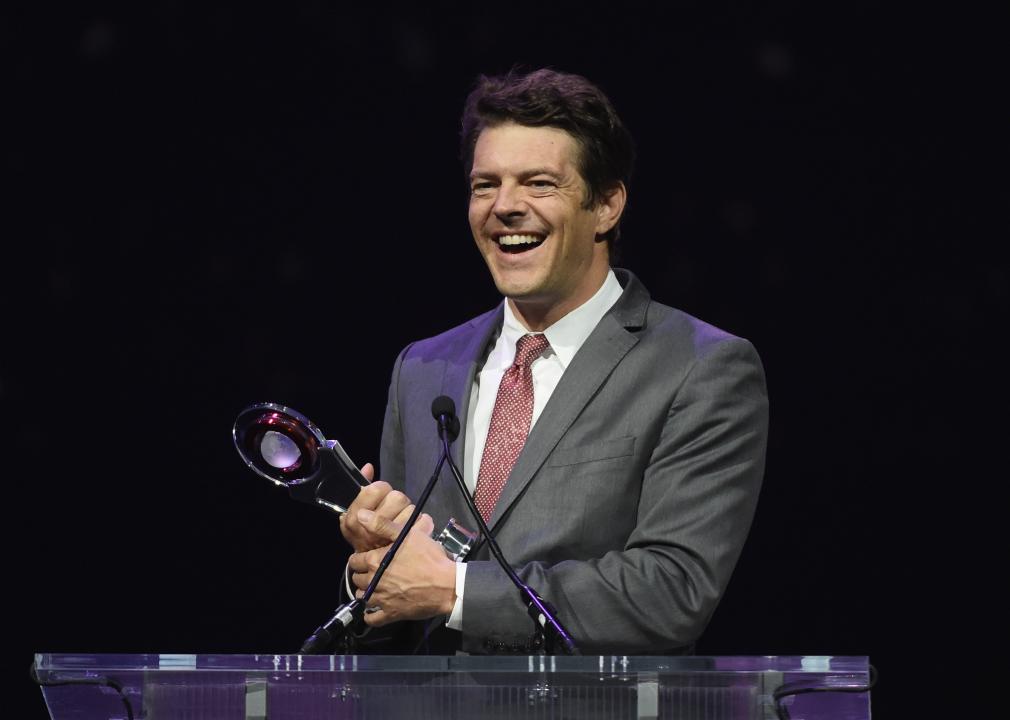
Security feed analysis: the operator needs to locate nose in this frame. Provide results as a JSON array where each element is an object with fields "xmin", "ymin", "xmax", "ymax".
[{"xmin": 492, "ymin": 181, "xmax": 526, "ymax": 223}]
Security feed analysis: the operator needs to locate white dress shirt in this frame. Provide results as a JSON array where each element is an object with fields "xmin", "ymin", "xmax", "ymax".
[{"xmin": 447, "ymin": 269, "xmax": 624, "ymax": 630}]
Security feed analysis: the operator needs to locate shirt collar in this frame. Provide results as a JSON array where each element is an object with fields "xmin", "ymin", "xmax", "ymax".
[{"xmin": 501, "ymin": 269, "xmax": 624, "ymax": 370}]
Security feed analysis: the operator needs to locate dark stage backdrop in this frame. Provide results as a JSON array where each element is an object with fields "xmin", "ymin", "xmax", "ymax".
[{"xmin": 5, "ymin": 3, "xmax": 1002, "ymax": 718}]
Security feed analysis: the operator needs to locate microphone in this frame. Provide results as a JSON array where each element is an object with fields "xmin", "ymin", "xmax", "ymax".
[
  {"xmin": 300, "ymin": 398, "xmax": 475, "ymax": 653},
  {"xmin": 299, "ymin": 599, "xmax": 364, "ymax": 654},
  {"xmin": 301, "ymin": 402, "xmax": 459, "ymax": 653},
  {"xmin": 431, "ymin": 396, "xmax": 460, "ymax": 442},
  {"xmin": 430, "ymin": 397, "xmax": 579, "ymax": 655},
  {"xmin": 299, "ymin": 446, "xmax": 449, "ymax": 653}
]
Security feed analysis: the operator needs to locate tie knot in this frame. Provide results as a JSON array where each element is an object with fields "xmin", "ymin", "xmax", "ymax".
[{"xmin": 513, "ymin": 333, "xmax": 550, "ymax": 367}]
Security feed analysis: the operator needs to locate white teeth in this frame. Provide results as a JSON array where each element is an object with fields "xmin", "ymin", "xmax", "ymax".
[{"xmin": 497, "ymin": 234, "xmax": 543, "ymax": 246}]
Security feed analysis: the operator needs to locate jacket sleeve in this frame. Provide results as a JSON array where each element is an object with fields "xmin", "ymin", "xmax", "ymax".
[{"xmin": 378, "ymin": 342, "xmax": 412, "ymax": 494}]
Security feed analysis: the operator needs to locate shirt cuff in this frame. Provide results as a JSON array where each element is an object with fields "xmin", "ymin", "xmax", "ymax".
[
  {"xmin": 445, "ymin": 562, "xmax": 467, "ymax": 631},
  {"xmin": 343, "ymin": 560, "xmax": 354, "ymax": 600}
]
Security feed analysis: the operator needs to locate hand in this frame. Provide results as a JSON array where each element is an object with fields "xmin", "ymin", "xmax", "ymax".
[
  {"xmin": 348, "ymin": 512, "xmax": 457, "ymax": 626},
  {"xmin": 338, "ymin": 464, "xmax": 414, "ymax": 553}
]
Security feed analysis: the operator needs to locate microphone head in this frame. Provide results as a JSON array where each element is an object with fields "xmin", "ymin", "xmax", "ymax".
[
  {"xmin": 431, "ymin": 396, "xmax": 456, "ymax": 421},
  {"xmin": 431, "ymin": 396, "xmax": 460, "ymax": 441}
]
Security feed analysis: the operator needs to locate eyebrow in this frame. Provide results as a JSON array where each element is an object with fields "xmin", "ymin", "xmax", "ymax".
[
  {"xmin": 469, "ymin": 167, "xmax": 563, "ymax": 181},
  {"xmin": 519, "ymin": 168, "xmax": 562, "ymax": 179}
]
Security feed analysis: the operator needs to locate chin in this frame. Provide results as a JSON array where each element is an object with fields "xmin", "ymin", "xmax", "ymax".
[{"xmin": 491, "ymin": 273, "xmax": 545, "ymax": 300}]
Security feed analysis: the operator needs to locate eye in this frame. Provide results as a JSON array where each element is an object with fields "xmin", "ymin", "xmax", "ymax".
[
  {"xmin": 529, "ymin": 179, "xmax": 556, "ymax": 188},
  {"xmin": 471, "ymin": 181, "xmax": 495, "ymax": 195}
]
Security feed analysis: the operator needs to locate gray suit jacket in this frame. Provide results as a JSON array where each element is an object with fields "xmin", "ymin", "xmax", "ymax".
[{"xmin": 378, "ymin": 269, "xmax": 768, "ymax": 654}]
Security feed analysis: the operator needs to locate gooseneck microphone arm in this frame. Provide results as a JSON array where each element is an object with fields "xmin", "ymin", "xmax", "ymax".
[
  {"xmin": 432, "ymin": 396, "xmax": 579, "ymax": 656},
  {"xmin": 299, "ymin": 452, "xmax": 448, "ymax": 654}
]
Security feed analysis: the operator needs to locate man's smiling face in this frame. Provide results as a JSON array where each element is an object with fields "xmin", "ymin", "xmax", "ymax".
[{"xmin": 468, "ymin": 122, "xmax": 621, "ymax": 329}]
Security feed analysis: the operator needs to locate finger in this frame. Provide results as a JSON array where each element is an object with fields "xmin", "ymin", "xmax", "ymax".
[
  {"xmin": 360, "ymin": 463, "xmax": 375, "ymax": 482},
  {"xmin": 357, "ymin": 510, "xmax": 404, "ymax": 543},
  {"xmin": 351, "ymin": 481, "xmax": 393, "ymax": 513},
  {"xmin": 352, "ymin": 546, "xmax": 388, "ymax": 573},
  {"xmin": 393, "ymin": 504, "xmax": 415, "ymax": 526},
  {"xmin": 347, "ymin": 552, "xmax": 370, "ymax": 574},
  {"xmin": 416, "ymin": 513, "xmax": 436, "ymax": 536},
  {"xmin": 375, "ymin": 490, "xmax": 411, "ymax": 520},
  {"xmin": 342, "ymin": 481, "xmax": 393, "ymax": 544},
  {"xmin": 363, "ymin": 608, "xmax": 391, "ymax": 627},
  {"xmin": 351, "ymin": 565, "xmax": 375, "ymax": 589}
]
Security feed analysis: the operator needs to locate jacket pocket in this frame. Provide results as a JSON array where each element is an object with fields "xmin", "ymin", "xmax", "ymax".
[{"xmin": 544, "ymin": 436, "xmax": 636, "ymax": 467}]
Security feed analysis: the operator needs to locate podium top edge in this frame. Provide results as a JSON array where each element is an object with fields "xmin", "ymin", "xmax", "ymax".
[{"xmin": 33, "ymin": 653, "xmax": 869, "ymax": 675}]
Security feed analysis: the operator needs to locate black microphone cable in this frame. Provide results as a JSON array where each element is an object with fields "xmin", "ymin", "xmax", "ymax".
[
  {"xmin": 431, "ymin": 396, "xmax": 579, "ymax": 655},
  {"xmin": 299, "ymin": 452, "xmax": 449, "ymax": 653}
]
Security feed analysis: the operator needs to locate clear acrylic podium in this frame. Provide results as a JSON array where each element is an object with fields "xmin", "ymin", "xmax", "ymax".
[{"xmin": 33, "ymin": 653, "xmax": 871, "ymax": 719}]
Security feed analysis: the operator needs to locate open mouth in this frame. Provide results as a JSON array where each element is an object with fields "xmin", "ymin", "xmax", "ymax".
[{"xmin": 495, "ymin": 233, "xmax": 546, "ymax": 254}]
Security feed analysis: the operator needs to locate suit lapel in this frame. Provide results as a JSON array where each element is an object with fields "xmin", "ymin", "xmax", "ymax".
[{"xmin": 487, "ymin": 270, "xmax": 650, "ymax": 532}]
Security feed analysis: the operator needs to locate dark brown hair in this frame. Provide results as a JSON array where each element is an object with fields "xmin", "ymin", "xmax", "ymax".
[{"xmin": 460, "ymin": 68, "xmax": 635, "ymax": 250}]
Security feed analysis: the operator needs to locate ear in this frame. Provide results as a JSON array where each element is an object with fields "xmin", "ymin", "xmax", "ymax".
[{"xmin": 594, "ymin": 182, "xmax": 627, "ymax": 236}]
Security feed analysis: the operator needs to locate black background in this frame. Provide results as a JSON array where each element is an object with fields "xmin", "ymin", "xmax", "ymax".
[{"xmin": 5, "ymin": 2, "xmax": 1004, "ymax": 717}]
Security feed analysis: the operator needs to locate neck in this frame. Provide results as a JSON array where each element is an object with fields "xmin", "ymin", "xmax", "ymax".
[
  {"xmin": 507, "ymin": 268, "xmax": 610, "ymax": 332},
  {"xmin": 507, "ymin": 300, "xmax": 557, "ymax": 332}
]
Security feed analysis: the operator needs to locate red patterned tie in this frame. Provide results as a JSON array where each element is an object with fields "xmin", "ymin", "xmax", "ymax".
[{"xmin": 474, "ymin": 333, "xmax": 552, "ymax": 522}]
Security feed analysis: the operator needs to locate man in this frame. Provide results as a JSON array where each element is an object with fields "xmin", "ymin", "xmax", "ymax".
[{"xmin": 341, "ymin": 68, "xmax": 768, "ymax": 655}]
